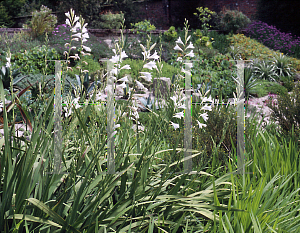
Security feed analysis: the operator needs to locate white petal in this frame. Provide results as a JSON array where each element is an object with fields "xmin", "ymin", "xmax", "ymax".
[
  {"xmin": 135, "ymin": 80, "xmax": 145, "ymax": 90},
  {"xmin": 72, "ymin": 33, "xmax": 82, "ymax": 38},
  {"xmin": 186, "ymin": 42, "xmax": 195, "ymax": 49},
  {"xmin": 143, "ymin": 61, "xmax": 157, "ymax": 70},
  {"xmin": 185, "ymin": 51, "xmax": 195, "ymax": 57},
  {"xmin": 174, "ymin": 111, "xmax": 184, "ymax": 119},
  {"xmin": 74, "ymin": 16, "xmax": 80, "ymax": 23},
  {"xmin": 65, "ymin": 11, "xmax": 70, "ymax": 18},
  {"xmin": 200, "ymin": 112, "xmax": 209, "ymax": 121},
  {"xmin": 82, "ymin": 45, "xmax": 91, "ymax": 52},
  {"xmin": 196, "ymin": 120, "xmax": 206, "ymax": 129},
  {"xmin": 120, "ymin": 51, "xmax": 128, "ymax": 59},
  {"xmin": 178, "ymin": 104, "xmax": 186, "ymax": 109},
  {"xmin": 174, "ymin": 44, "xmax": 183, "ymax": 51},
  {"xmin": 118, "ymin": 76, "xmax": 129, "ymax": 82},
  {"xmin": 175, "ymin": 37, "xmax": 184, "ymax": 45},
  {"xmin": 201, "ymin": 104, "xmax": 212, "ymax": 111},
  {"xmin": 120, "ymin": 64, "xmax": 130, "ymax": 70},
  {"xmin": 148, "ymin": 51, "xmax": 160, "ymax": 60},
  {"xmin": 117, "ymin": 82, "xmax": 126, "ymax": 89},
  {"xmin": 66, "ymin": 18, "xmax": 71, "ymax": 27},
  {"xmin": 139, "ymin": 72, "xmax": 152, "ymax": 82},
  {"xmin": 110, "ymin": 55, "xmax": 119, "ymax": 63},
  {"xmin": 82, "ymin": 33, "xmax": 89, "ymax": 39},
  {"xmin": 170, "ymin": 121, "xmax": 180, "ymax": 130}
]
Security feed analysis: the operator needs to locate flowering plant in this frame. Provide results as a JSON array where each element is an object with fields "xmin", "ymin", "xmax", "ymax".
[{"xmin": 244, "ymin": 21, "xmax": 300, "ymax": 58}]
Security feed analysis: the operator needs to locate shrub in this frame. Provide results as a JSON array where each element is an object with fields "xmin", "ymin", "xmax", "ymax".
[
  {"xmin": 253, "ymin": 60, "xmax": 278, "ymax": 82},
  {"xmin": 193, "ymin": 7, "xmax": 216, "ymax": 35},
  {"xmin": 11, "ymin": 45, "xmax": 61, "ymax": 74},
  {"xmin": 209, "ymin": 30, "xmax": 231, "ymax": 54},
  {"xmin": 28, "ymin": 5, "xmax": 57, "ymax": 40},
  {"xmin": 228, "ymin": 33, "xmax": 300, "ymax": 72},
  {"xmin": 130, "ymin": 20, "xmax": 156, "ymax": 34},
  {"xmin": 218, "ymin": 8, "xmax": 251, "ymax": 34},
  {"xmin": 244, "ymin": 21, "xmax": 300, "ymax": 58},
  {"xmin": 163, "ymin": 26, "xmax": 177, "ymax": 42},
  {"xmin": 0, "ymin": 30, "xmax": 42, "ymax": 56},
  {"xmin": 267, "ymin": 82, "xmax": 300, "ymax": 138},
  {"xmin": 99, "ymin": 11, "xmax": 124, "ymax": 30}
]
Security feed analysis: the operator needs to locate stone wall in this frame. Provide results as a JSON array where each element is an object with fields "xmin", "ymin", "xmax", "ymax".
[{"xmin": 135, "ymin": 0, "xmax": 258, "ymax": 29}]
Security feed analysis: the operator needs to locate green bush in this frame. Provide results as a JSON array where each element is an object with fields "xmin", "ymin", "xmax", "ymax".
[
  {"xmin": 11, "ymin": 45, "xmax": 60, "ymax": 74},
  {"xmin": 218, "ymin": 8, "xmax": 251, "ymax": 33},
  {"xmin": 130, "ymin": 20, "xmax": 156, "ymax": 34},
  {"xmin": 0, "ymin": 0, "xmax": 26, "ymax": 27},
  {"xmin": 163, "ymin": 26, "xmax": 177, "ymax": 42},
  {"xmin": 209, "ymin": 30, "xmax": 231, "ymax": 54},
  {"xmin": 267, "ymin": 82, "xmax": 300, "ymax": 138},
  {"xmin": 28, "ymin": 5, "xmax": 57, "ymax": 40},
  {"xmin": 99, "ymin": 11, "xmax": 124, "ymax": 30}
]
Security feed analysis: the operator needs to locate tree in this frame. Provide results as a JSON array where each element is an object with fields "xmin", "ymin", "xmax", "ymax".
[{"xmin": 0, "ymin": 0, "xmax": 26, "ymax": 27}]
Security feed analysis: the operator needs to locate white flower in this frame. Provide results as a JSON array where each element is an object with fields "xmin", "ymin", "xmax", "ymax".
[
  {"xmin": 177, "ymin": 57, "xmax": 183, "ymax": 62},
  {"xmin": 118, "ymin": 76, "xmax": 129, "ymax": 82},
  {"xmin": 196, "ymin": 120, "xmax": 207, "ymax": 129},
  {"xmin": 185, "ymin": 51, "xmax": 195, "ymax": 57},
  {"xmin": 148, "ymin": 51, "xmax": 160, "ymax": 60},
  {"xmin": 178, "ymin": 104, "xmax": 186, "ymax": 109},
  {"xmin": 5, "ymin": 57, "xmax": 11, "ymax": 68},
  {"xmin": 82, "ymin": 33, "xmax": 89, "ymax": 39},
  {"xmin": 120, "ymin": 51, "xmax": 128, "ymax": 59},
  {"xmin": 170, "ymin": 96, "xmax": 177, "ymax": 104},
  {"xmin": 201, "ymin": 104, "xmax": 212, "ymax": 111},
  {"xmin": 72, "ymin": 32, "xmax": 82, "ymax": 38},
  {"xmin": 117, "ymin": 82, "xmax": 126, "ymax": 89},
  {"xmin": 170, "ymin": 121, "xmax": 180, "ymax": 130},
  {"xmin": 135, "ymin": 80, "xmax": 145, "ymax": 90},
  {"xmin": 70, "ymin": 54, "xmax": 80, "ymax": 60},
  {"xmin": 65, "ymin": 11, "xmax": 70, "ymax": 19},
  {"xmin": 82, "ymin": 45, "xmax": 91, "ymax": 52},
  {"xmin": 140, "ymin": 72, "xmax": 152, "ymax": 82},
  {"xmin": 110, "ymin": 55, "xmax": 119, "ymax": 63},
  {"xmin": 175, "ymin": 37, "xmax": 184, "ymax": 45},
  {"xmin": 66, "ymin": 18, "xmax": 71, "ymax": 27},
  {"xmin": 186, "ymin": 42, "xmax": 195, "ymax": 49},
  {"xmin": 120, "ymin": 64, "xmax": 130, "ymax": 70},
  {"xmin": 74, "ymin": 16, "xmax": 80, "ymax": 24},
  {"xmin": 200, "ymin": 112, "xmax": 209, "ymax": 121},
  {"xmin": 72, "ymin": 38, "xmax": 79, "ymax": 41},
  {"xmin": 174, "ymin": 111, "xmax": 184, "ymax": 119},
  {"xmin": 174, "ymin": 44, "xmax": 183, "ymax": 51},
  {"xmin": 143, "ymin": 61, "xmax": 157, "ymax": 70},
  {"xmin": 202, "ymin": 96, "xmax": 213, "ymax": 103}
]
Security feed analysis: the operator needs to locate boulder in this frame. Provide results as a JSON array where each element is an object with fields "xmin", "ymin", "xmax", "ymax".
[
  {"xmin": 294, "ymin": 73, "xmax": 300, "ymax": 81},
  {"xmin": 153, "ymin": 77, "xmax": 171, "ymax": 98}
]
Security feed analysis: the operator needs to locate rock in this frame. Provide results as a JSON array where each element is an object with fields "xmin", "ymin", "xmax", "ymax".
[
  {"xmin": 153, "ymin": 77, "xmax": 171, "ymax": 98},
  {"xmin": 294, "ymin": 73, "xmax": 300, "ymax": 81}
]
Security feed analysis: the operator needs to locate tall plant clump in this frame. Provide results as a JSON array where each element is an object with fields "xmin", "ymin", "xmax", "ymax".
[
  {"xmin": 267, "ymin": 82, "xmax": 300, "ymax": 139},
  {"xmin": 217, "ymin": 8, "xmax": 251, "ymax": 34},
  {"xmin": 99, "ymin": 11, "xmax": 124, "ymax": 29},
  {"xmin": 28, "ymin": 5, "xmax": 57, "ymax": 39}
]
